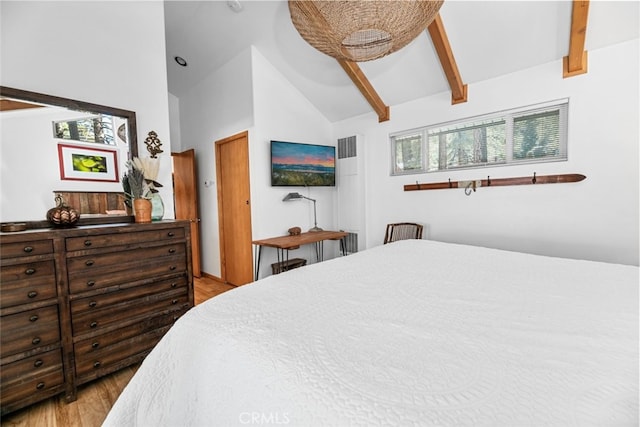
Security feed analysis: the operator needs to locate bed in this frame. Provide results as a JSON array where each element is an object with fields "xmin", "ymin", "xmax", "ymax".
[{"xmin": 103, "ymin": 239, "xmax": 638, "ymax": 426}]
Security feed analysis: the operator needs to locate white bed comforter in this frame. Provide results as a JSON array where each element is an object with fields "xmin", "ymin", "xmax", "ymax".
[{"xmin": 103, "ymin": 240, "xmax": 638, "ymax": 427}]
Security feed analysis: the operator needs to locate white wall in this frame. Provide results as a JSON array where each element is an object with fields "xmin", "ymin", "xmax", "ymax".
[
  {"xmin": 177, "ymin": 47, "xmax": 255, "ymax": 277},
  {"xmin": 176, "ymin": 46, "xmax": 335, "ymax": 278},
  {"xmin": 0, "ymin": 1, "xmax": 174, "ymax": 221},
  {"xmin": 333, "ymin": 39, "xmax": 639, "ymax": 266},
  {"xmin": 168, "ymin": 92, "xmax": 183, "ymax": 153},
  {"xmin": 251, "ymin": 47, "xmax": 335, "ymax": 278}
]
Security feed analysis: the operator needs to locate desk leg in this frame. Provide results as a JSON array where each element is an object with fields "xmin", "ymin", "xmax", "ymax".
[
  {"xmin": 254, "ymin": 245, "xmax": 263, "ymax": 281},
  {"xmin": 315, "ymin": 241, "xmax": 325, "ymax": 262},
  {"xmin": 340, "ymin": 237, "xmax": 346, "ymax": 256},
  {"xmin": 275, "ymin": 248, "xmax": 290, "ymax": 274}
]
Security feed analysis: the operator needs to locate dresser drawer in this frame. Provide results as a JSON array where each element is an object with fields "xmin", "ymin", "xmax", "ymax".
[
  {"xmin": 1, "ymin": 305, "xmax": 60, "ymax": 358},
  {"xmin": 0, "ymin": 240, "xmax": 54, "ymax": 259},
  {"xmin": 72, "ymin": 288, "xmax": 189, "ymax": 336},
  {"xmin": 67, "ymin": 243, "xmax": 186, "ymax": 273},
  {"xmin": 74, "ymin": 310, "xmax": 185, "ymax": 357},
  {"xmin": 65, "ymin": 227, "xmax": 185, "ymax": 252},
  {"xmin": 75, "ymin": 324, "xmax": 173, "ymax": 379},
  {"xmin": 0, "ymin": 261, "xmax": 57, "ymax": 309},
  {"xmin": 1, "ymin": 260, "xmax": 56, "ymax": 284},
  {"xmin": 1, "ymin": 348, "xmax": 63, "ymax": 384},
  {"xmin": 71, "ymin": 276, "xmax": 188, "ymax": 315},
  {"xmin": 0, "ymin": 363, "xmax": 64, "ymax": 408},
  {"xmin": 68, "ymin": 254, "xmax": 187, "ymax": 294}
]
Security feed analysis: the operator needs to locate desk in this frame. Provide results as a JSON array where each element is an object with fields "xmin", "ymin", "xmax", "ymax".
[{"xmin": 252, "ymin": 230, "xmax": 348, "ymax": 280}]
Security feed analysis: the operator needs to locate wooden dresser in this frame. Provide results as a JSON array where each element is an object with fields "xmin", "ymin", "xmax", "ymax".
[{"xmin": 0, "ymin": 221, "xmax": 193, "ymax": 415}]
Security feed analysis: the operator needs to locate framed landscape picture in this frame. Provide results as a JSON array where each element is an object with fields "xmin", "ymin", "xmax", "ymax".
[{"xmin": 57, "ymin": 143, "xmax": 119, "ymax": 182}]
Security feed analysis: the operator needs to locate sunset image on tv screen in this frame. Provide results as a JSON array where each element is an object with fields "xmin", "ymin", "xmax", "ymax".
[{"xmin": 271, "ymin": 141, "xmax": 335, "ymax": 186}]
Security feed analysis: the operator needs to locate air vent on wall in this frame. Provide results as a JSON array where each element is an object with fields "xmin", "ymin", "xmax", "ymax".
[
  {"xmin": 338, "ymin": 135, "xmax": 357, "ymax": 159},
  {"xmin": 342, "ymin": 232, "xmax": 359, "ymax": 255}
]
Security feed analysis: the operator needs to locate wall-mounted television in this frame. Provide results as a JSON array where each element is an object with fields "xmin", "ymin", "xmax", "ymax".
[{"xmin": 271, "ymin": 140, "xmax": 335, "ymax": 186}]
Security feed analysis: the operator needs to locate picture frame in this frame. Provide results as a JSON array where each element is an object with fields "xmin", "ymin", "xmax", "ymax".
[{"xmin": 57, "ymin": 143, "xmax": 119, "ymax": 182}]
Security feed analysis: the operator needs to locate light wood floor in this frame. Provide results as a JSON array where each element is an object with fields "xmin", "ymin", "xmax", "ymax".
[{"xmin": 1, "ymin": 276, "xmax": 235, "ymax": 427}]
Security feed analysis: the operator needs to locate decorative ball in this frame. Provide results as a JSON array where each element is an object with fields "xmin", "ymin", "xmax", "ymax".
[{"xmin": 46, "ymin": 195, "xmax": 80, "ymax": 227}]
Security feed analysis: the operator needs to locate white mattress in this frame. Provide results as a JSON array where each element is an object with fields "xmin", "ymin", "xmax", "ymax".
[{"xmin": 103, "ymin": 240, "xmax": 639, "ymax": 426}]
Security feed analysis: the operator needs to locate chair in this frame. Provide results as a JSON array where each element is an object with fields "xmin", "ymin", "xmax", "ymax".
[{"xmin": 384, "ymin": 222, "xmax": 423, "ymax": 244}]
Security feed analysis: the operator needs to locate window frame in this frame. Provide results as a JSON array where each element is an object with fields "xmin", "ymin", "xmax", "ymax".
[{"xmin": 390, "ymin": 99, "xmax": 569, "ymax": 176}]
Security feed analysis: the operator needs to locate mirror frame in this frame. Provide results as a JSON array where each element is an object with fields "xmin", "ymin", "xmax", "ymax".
[{"xmin": 0, "ymin": 85, "xmax": 138, "ymax": 228}]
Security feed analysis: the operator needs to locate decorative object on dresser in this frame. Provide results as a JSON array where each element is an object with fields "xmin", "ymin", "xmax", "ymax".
[
  {"xmin": 0, "ymin": 221, "xmax": 194, "ymax": 416},
  {"xmin": 46, "ymin": 194, "xmax": 80, "ymax": 227},
  {"xmin": 123, "ymin": 163, "xmax": 151, "ymax": 223},
  {"xmin": 131, "ymin": 155, "xmax": 164, "ymax": 221}
]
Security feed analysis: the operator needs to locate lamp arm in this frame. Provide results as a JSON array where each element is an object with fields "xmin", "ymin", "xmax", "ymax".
[{"xmin": 312, "ymin": 199, "xmax": 318, "ymax": 228}]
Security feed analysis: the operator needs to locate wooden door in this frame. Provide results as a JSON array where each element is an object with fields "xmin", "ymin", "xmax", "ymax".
[
  {"xmin": 215, "ymin": 131, "xmax": 253, "ymax": 286},
  {"xmin": 172, "ymin": 149, "xmax": 202, "ymax": 277}
]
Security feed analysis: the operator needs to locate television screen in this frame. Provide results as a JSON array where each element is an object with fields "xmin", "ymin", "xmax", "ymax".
[{"xmin": 271, "ymin": 140, "xmax": 335, "ymax": 186}]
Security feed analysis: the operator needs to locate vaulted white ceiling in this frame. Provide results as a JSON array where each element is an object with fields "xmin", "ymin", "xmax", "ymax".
[{"xmin": 164, "ymin": 1, "xmax": 639, "ymax": 123}]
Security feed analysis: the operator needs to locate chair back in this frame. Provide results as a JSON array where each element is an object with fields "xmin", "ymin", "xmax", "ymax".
[{"xmin": 384, "ymin": 222, "xmax": 423, "ymax": 244}]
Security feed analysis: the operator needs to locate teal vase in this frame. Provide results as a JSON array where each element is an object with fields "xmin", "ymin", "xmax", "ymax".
[{"xmin": 150, "ymin": 193, "xmax": 164, "ymax": 221}]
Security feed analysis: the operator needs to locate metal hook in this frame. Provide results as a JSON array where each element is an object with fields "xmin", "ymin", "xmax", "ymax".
[
  {"xmin": 464, "ymin": 181, "xmax": 475, "ymax": 196},
  {"xmin": 532, "ymin": 172, "xmax": 537, "ymax": 184},
  {"xmin": 487, "ymin": 176, "xmax": 491, "ymax": 186},
  {"xmin": 448, "ymin": 178, "xmax": 452, "ymax": 188}
]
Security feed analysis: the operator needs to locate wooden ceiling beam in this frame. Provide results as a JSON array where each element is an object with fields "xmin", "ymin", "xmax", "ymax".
[
  {"xmin": 427, "ymin": 13, "xmax": 467, "ymax": 105},
  {"xmin": 338, "ymin": 59, "xmax": 390, "ymax": 122},
  {"xmin": 563, "ymin": 0, "xmax": 589, "ymax": 78}
]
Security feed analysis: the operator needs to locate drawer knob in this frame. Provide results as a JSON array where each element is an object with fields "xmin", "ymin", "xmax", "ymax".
[
  {"xmin": 93, "ymin": 361, "xmax": 101, "ymax": 368},
  {"xmin": 169, "ymin": 266, "xmax": 177, "ymax": 271},
  {"xmin": 89, "ymin": 301, "xmax": 97, "ymax": 308},
  {"xmin": 84, "ymin": 240, "xmax": 92, "ymax": 247},
  {"xmin": 89, "ymin": 321, "xmax": 98, "ymax": 328},
  {"xmin": 92, "ymin": 342, "xmax": 100, "ymax": 349},
  {"xmin": 27, "ymin": 291, "xmax": 38, "ymax": 299},
  {"xmin": 85, "ymin": 260, "xmax": 95, "ymax": 266},
  {"xmin": 171, "ymin": 299, "xmax": 178, "ymax": 304},
  {"xmin": 36, "ymin": 382, "xmax": 45, "ymax": 390},
  {"xmin": 25, "ymin": 268, "xmax": 36, "ymax": 275},
  {"xmin": 168, "ymin": 232, "xmax": 175, "ymax": 237},
  {"xmin": 23, "ymin": 246, "xmax": 34, "ymax": 253},
  {"xmin": 34, "ymin": 359, "xmax": 44, "ymax": 368},
  {"xmin": 168, "ymin": 248, "xmax": 176, "ymax": 253},
  {"xmin": 29, "ymin": 315, "xmax": 39, "ymax": 322},
  {"xmin": 32, "ymin": 337, "xmax": 41, "ymax": 345},
  {"xmin": 171, "ymin": 282, "xmax": 177, "ymax": 288},
  {"xmin": 87, "ymin": 280, "xmax": 96, "ymax": 287}
]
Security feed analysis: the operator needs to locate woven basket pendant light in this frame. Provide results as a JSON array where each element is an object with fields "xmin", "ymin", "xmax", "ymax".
[{"xmin": 289, "ymin": 0, "xmax": 444, "ymax": 62}]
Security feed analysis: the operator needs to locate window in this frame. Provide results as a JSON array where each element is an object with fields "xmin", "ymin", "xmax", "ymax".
[
  {"xmin": 391, "ymin": 100, "xmax": 568, "ymax": 175},
  {"xmin": 53, "ymin": 114, "xmax": 116, "ymax": 146}
]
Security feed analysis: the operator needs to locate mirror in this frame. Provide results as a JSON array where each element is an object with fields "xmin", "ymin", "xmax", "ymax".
[{"xmin": 0, "ymin": 86, "xmax": 138, "ymax": 226}]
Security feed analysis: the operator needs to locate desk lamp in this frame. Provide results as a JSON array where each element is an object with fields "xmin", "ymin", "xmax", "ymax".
[{"xmin": 282, "ymin": 192, "xmax": 322, "ymax": 232}]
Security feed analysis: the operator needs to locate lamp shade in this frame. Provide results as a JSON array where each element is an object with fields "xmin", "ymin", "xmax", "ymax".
[
  {"xmin": 288, "ymin": 0, "xmax": 444, "ymax": 62},
  {"xmin": 283, "ymin": 192, "xmax": 303, "ymax": 201}
]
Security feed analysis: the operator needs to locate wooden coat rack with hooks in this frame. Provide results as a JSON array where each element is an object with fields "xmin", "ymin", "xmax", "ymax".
[{"xmin": 404, "ymin": 173, "xmax": 586, "ymax": 194}]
